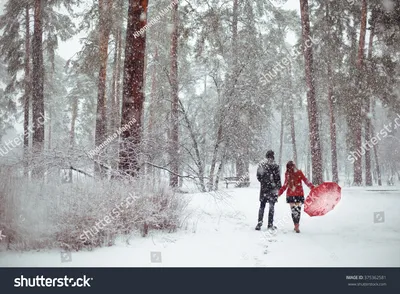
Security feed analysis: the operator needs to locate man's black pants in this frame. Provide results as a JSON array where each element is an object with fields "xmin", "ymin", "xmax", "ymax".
[{"xmin": 258, "ymin": 199, "xmax": 275, "ymax": 227}]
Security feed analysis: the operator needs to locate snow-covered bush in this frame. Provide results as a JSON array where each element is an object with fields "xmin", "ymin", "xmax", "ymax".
[{"xmin": 0, "ymin": 168, "xmax": 189, "ymax": 251}]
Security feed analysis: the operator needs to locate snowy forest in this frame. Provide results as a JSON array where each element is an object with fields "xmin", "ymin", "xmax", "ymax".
[{"xmin": 0, "ymin": 0, "xmax": 399, "ymax": 256}]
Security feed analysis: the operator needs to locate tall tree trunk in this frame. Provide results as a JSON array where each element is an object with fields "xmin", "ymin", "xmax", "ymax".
[
  {"xmin": 112, "ymin": 27, "xmax": 123, "ymax": 176},
  {"xmin": 47, "ymin": 107, "xmax": 51, "ymax": 149},
  {"xmin": 47, "ymin": 70, "xmax": 54, "ymax": 151},
  {"xmin": 289, "ymin": 99, "xmax": 297, "ymax": 164},
  {"xmin": 24, "ymin": 5, "xmax": 31, "ymax": 177},
  {"xmin": 115, "ymin": 28, "xmax": 123, "ymax": 128},
  {"xmin": 364, "ymin": 139, "xmax": 372, "ymax": 189},
  {"xmin": 357, "ymin": 0, "xmax": 368, "ymax": 70},
  {"xmin": 371, "ymin": 106, "xmax": 382, "ymax": 186},
  {"xmin": 231, "ymin": 0, "xmax": 244, "ymax": 178},
  {"xmin": 215, "ymin": 147, "xmax": 228, "ymax": 191},
  {"xmin": 326, "ymin": 2, "xmax": 339, "ymax": 184},
  {"xmin": 306, "ymin": 140, "xmax": 311, "ymax": 179},
  {"xmin": 108, "ymin": 28, "xmax": 122, "ymax": 172},
  {"xmin": 110, "ymin": 33, "xmax": 119, "ymax": 133},
  {"xmin": 32, "ymin": 0, "xmax": 45, "ymax": 178},
  {"xmin": 232, "ymin": 0, "xmax": 238, "ymax": 68},
  {"xmin": 368, "ymin": 7, "xmax": 381, "ymax": 186},
  {"xmin": 231, "ymin": 0, "xmax": 247, "ymax": 178},
  {"xmin": 328, "ymin": 63, "xmax": 339, "ymax": 183},
  {"xmin": 169, "ymin": 0, "xmax": 179, "ymax": 187},
  {"xmin": 119, "ymin": 0, "xmax": 148, "ymax": 177},
  {"xmin": 208, "ymin": 122, "xmax": 223, "ymax": 191},
  {"xmin": 369, "ymin": 12, "xmax": 381, "ymax": 186},
  {"xmin": 67, "ymin": 93, "xmax": 78, "ymax": 183},
  {"xmin": 70, "ymin": 95, "xmax": 78, "ymax": 149},
  {"xmin": 364, "ymin": 103, "xmax": 372, "ymax": 185},
  {"xmin": 145, "ymin": 46, "xmax": 158, "ymax": 179},
  {"xmin": 148, "ymin": 47, "xmax": 158, "ymax": 134},
  {"xmin": 288, "ymin": 67, "xmax": 298, "ymax": 164},
  {"xmin": 364, "ymin": 6, "xmax": 377, "ymax": 187},
  {"xmin": 278, "ymin": 97, "xmax": 284, "ymax": 166},
  {"xmin": 353, "ymin": 0, "xmax": 367, "ymax": 185},
  {"xmin": 95, "ymin": 0, "xmax": 112, "ymax": 176},
  {"xmin": 299, "ymin": 0, "xmax": 323, "ymax": 184}
]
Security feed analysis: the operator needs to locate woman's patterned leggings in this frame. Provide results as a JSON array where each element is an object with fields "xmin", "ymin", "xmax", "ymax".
[{"xmin": 291, "ymin": 205, "xmax": 301, "ymax": 224}]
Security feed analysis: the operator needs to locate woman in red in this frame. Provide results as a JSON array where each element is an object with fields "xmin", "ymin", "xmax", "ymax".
[{"xmin": 278, "ymin": 161, "xmax": 314, "ymax": 233}]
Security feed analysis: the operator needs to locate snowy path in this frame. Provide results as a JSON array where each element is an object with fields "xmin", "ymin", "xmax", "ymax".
[{"xmin": 1, "ymin": 183, "xmax": 399, "ymax": 267}]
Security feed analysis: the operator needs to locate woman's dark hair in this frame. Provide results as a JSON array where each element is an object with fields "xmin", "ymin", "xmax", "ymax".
[{"xmin": 286, "ymin": 161, "xmax": 296, "ymax": 189}]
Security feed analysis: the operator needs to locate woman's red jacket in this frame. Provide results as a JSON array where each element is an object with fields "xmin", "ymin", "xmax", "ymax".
[{"xmin": 278, "ymin": 170, "xmax": 314, "ymax": 197}]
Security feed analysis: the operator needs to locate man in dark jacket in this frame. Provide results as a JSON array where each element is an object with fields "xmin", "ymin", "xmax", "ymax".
[{"xmin": 255, "ymin": 150, "xmax": 282, "ymax": 231}]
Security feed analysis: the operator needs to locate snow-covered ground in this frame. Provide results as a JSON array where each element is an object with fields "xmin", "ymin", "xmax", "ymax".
[{"xmin": 1, "ymin": 175, "xmax": 399, "ymax": 267}]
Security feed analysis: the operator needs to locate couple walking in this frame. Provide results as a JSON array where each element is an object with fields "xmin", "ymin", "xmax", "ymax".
[{"xmin": 255, "ymin": 150, "xmax": 314, "ymax": 233}]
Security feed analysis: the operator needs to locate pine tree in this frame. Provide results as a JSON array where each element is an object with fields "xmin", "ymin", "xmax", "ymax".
[
  {"xmin": 351, "ymin": 0, "xmax": 367, "ymax": 186},
  {"xmin": 31, "ymin": 0, "xmax": 45, "ymax": 177},
  {"xmin": 169, "ymin": 0, "xmax": 179, "ymax": 187},
  {"xmin": 299, "ymin": 0, "xmax": 323, "ymax": 185},
  {"xmin": 94, "ymin": 0, "xmax": 113, "ymax": 176},
  {"xmin": 119, "ymin": 0, "xmax": 148, "ymax": 177},
  {"xmin": 0, "ymin": 0, "xmax": 28, "ymax": 150}
]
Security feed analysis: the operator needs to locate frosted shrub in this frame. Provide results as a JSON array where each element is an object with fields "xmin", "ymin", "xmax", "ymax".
[
  {"xmin": 132, "ymin": 185, "xmax": 189, "ymax": 237},
  {"xmin": 0, "ymin": 168, "xmax": 188, "ymax": 252}
]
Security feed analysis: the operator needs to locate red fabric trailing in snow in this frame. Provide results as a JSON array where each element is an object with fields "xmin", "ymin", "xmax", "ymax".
[{"xmin": 278, "ymin": 170, "xmax": 314, "ymax": 197}]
